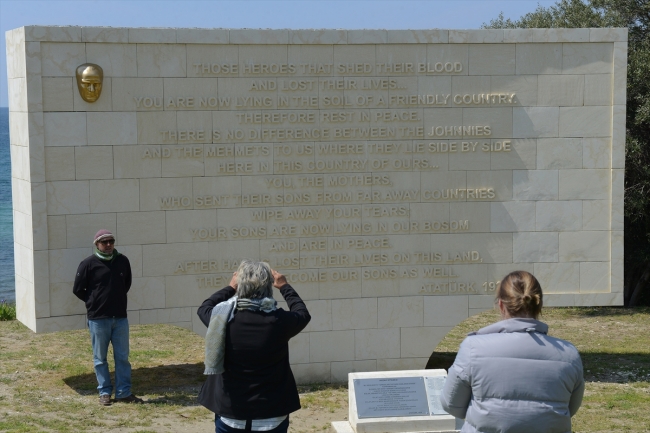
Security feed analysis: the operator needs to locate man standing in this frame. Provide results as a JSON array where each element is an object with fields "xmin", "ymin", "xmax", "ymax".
[{"xmin": 73, "ymin": 229, "xmax": 143, "ymax": 406}]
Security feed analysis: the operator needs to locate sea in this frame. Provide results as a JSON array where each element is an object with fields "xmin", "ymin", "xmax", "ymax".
[{"xmin": 0, "ymin": 107, "xmax": 16, "ymax": 303}]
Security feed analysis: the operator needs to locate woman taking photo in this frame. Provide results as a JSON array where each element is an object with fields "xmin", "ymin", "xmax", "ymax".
[
  {"xmin": 197, "ymin": 260, "xmax": 311, "ymax": 433},
  {"xmin": 441, "ymin": 270, "xmax": 584, "ymax": 433}
]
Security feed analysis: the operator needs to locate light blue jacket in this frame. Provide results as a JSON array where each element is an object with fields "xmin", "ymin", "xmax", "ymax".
[{"xmin": 440, "ymin": 318, "xmax": 584, "ymax": 433}]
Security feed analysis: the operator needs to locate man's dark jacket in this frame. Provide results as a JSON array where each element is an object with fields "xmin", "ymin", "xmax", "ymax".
[
  {"xmin": 72, "ymin": 254, "xmax": 132, "ymax": 320},
  {"xmin": 197, "ymin": 284, "xmax": 310, "ymax": 419}
]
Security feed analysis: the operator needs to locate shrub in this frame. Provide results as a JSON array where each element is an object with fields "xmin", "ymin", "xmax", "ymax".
[{"xmin": 0, "ymin": 299, "xmax": 16, "ymax": 321}]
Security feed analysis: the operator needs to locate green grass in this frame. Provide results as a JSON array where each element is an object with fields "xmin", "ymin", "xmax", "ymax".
[{"xmin": 0, "ymin": 300, "xmax": 16, "ymax": 321}]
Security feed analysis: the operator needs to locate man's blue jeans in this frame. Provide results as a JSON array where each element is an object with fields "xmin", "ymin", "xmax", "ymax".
[{"xmin": 88, "ymin": 317, "xmax": 132, "ymax": 398}]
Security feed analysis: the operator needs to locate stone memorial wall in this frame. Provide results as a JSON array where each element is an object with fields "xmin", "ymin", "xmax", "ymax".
[{"xmin": 6, "ymin": 26, "xmax": 626, "ymax": 382}]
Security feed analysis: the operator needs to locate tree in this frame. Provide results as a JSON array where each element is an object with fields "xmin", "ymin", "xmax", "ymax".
[{"xmin": 485, "ymin": 0, "xmax": 650, "ymax": 306}]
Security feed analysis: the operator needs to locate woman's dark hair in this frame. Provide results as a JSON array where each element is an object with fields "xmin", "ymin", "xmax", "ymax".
[{"xmin": 496, "ymin": 270, "xmax": 543, "ymax": 319}]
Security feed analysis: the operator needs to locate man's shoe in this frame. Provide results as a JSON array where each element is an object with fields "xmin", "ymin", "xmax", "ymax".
[
  {"xmin": 99, "ymin": 394, "xmax": 112, "ymax": 406},
  {"xmin": 115, "ymin": 394, "xmax": 144, "ymax": 404}
]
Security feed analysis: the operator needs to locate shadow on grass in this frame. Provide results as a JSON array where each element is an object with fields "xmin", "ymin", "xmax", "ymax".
[
  {"xmin": 426, "ymin": 351, "xmax": 650, "ymax": 384},
  {"xmin": 63, "ymin": 362, "xmax": 206, "ymax": 404}
]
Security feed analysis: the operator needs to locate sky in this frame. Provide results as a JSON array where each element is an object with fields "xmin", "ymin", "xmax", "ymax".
[{"xmin": 0, "ymin": 0, "xmax": 557, "ymax": 107}]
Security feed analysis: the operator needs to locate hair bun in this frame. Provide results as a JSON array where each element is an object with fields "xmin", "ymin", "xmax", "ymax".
[{"xmin": 523, "ymin": 294, "xmax": 532, "ymax": 304}]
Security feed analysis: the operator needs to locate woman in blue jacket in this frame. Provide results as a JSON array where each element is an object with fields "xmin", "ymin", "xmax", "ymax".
[{"xmin": 441, "ymin": 271, "xmax": 584, "ymax": 433}]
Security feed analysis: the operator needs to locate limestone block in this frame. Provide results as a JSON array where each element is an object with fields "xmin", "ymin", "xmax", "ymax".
[
  {"xmin": 162, "ymin": 145, "xmax": 206, "ymax": 178},
  {"xmin": 486, "ymin": 264, "xmax": 534, "ymax": 286},
  {"xmin": 88, "ymin": 112, "xmax": 137, "ymax": 146},
  {"xmin": 192, "ymin": 177, "xmax": 241, "ymax": 209},
  {"xmin": 36, "ymin": 315, "xmax": 86, "ymax": 333},
  {"xmin": 331, "ymin": 360, "xmax": 377, "ymax": 383},
  {"xmin": 387, "ymin": 30, "xmax": 448, "ymax": 44},
  {"xmin": 287, "ymin": 29, "xmax": 345, "ymax": 44},
  {"xmin": 590, "ymin": 28, "xmax": 627, "ymax": 42},
  {"xmin": 532, "ymin": 28, "xmax": 589, "ymax": 43},
  {"xmin": 489, "ymin": 138, "xmax": 537, "ymax": 170},
  {"xmin": 612, "ymin": 105, "xmax": 626, "ymax": 169},
  {"xmin": 533, "ymin": 263, "xmax": 580, "ymax": 293},
  {"xmin": 371, "ymin": 172, "xmax": 420, "ymax": 204},
  {"xmin": 139, "ymin": 307, "xmax": 193, "ymax": 325},
  {"xmin": 286, "ymin": 332, "xmax": 310, "ymax": 365},
  {"xmin": 331, "ymin": 298, "xmax": 377, "ymax": 330},
  {"xmin": 612, "ymin": 169, "xmax": 624, "ymax": 231},
  {"xmin": 112, "ymin": 77, "xmax": 164, "ymax": 111},
  {"xmin": 11, "ymin": 144, "xmax": 30, "ymax": 182},
  {"xmin": 420, "ymin": 164, "xmax": 466, "ymax": 196},
  {"xmin": 513, "ymin": 232, "xmax": 559, "ymax": 263},
  {"xmin": 582, "ymin": 137, "xmax": 611, "ymax": 169},
  {"xmin": 387, "ymin": 235, "xmax": 431, "ymax": 266},
  {"xmin": 136, "ymin": 44, "xmax": 186, "ymax": 77},
  {"xmin": 513, "ymin": 170, "xmax": 558, "ymax": 200},
  {"xmin": 536, "ymin": 138, "xmax": 582, "ymax": 170},
  {"xmin": 401, "ymin": 327, "xmax": 453, "ymax": 358},
  {"xmin": 231, "ymin": 30, "xmax": 289, "ymax": 44},
  {"xmin": 333, "ymin": 45, "xmax": 376, "ymax": 76},
  {"xmin": 375, "ymin": 297, "xmax": 422, "ymax": 328},
  {"xmin": 449, "ymin": 202, "xmax": 491, "ymax": 233},
  {"xmin": 563, "ymin": 43, "xmax": 613, "ymax": 75},
  {"xmin": 491, "ymin": 75, "xmax": 537, "ymax": 107},
  {"xmin": 164, "ymin": 273, "xmax": 228, "ymax": 308},
  {"xmin": 408, "ymin": 203, "xmax": 450, "ymax": 234},
  {"xmin": 129, "ymin": 28, "xmax": 176, "ymax": 43},
  {"xmin": 166, "ymin": 209, "xmax": 217, "ymax": 243},
  {"xmin": 580, "ymin": 262, "xmax": 610, "ymax": 293},
  {"xmin": 66, "ymin": 213, "xmax": 116, "ymax": 248},
  {"xmin": 559, "ymin": 169, "xmax": 609, "ymax": 200},
  {"xmin": 82, "ymin": 27, "xmax": 129, "ymax": 43},
  {"xmin": 433, "ymin": 232, "xmax": 512, "ymax": 264},
  {"xmin": 6, "ymin": 29, "xmax": 26, "ymax": 79},
  {"xmin": 137, "ymin": 111, "xmax": 177, "ymax": 145},
  {"xmin": 422, "ymin": 295, "xmax": 468, "ymax": 327},
  {"xmin": 559, "ymin": 231, "xmax": 609, "ymax": 262},
  {"xmin": 127, "ymin": 277, "xmax": 166, "ymax": 310},
  {"xmin": 44, "ymin": 112, "xmax": 87, "ymax": 147},
  {"xmin": 376, "ymin": 45, "xmax": 427, "ymax": 73},
  {"xmin": 208, "ymin": 239, "xmax": 261, "ymax": 272},
  {"xmin": 450, "ymin": 264, "xmax": 486, "ymax": 295},
  {"xmin": 611, "ymin": 231, "xmax": 623, "ymax": 292},
  {"xmin": 12, "ymin": 178, "xmax": 32, "ymax": 215},
  {"xmin": 119, "ymin": 245, "xmax": 142, "ymax": 278},
  {"xmin": 116, "ymin": 211, "xmax": 166, "ymax": 245},
  {"xmin": 114, "ymin": 146, "xmax": 161, "ymax": 178},
  {"xmin": 75, "ymin": 146, "xmax": 113, "ymax": 180},
  {"xmin": 490, "ymin": 202, "xmax": 536, "ymax": 232},
  {"xmin": 239, "ymin": 45, "xmax": 288, "ymax": 74},
  {"xmin": 310, "ymin": 330, "xmax": 355, "ymax": 362},
  {"xmin": 582, "ymin": 200, "xmax": 609, "ymax": 231},
  {"xmin": 211, "ymin": 111, "xmax": 261, "ymax": 146},
  {"xmin": 48, "ymin": 215, "xmax": 67, "ymax": 249},
  {"xmin": 513, "ymin": 107, "xmax": 559, "ymax": 138},
  {"xmin": 13, "ymin": 210, "xmax": 33, "ymax": 249},
  {"xmin": 466, "ymin": 170, "xmax": 513, "ymax": 201},
  {"xmin": 538, "ymin": 75, "xmax": 584, "ymax": 107},
  {"xmin": 291, "ymin": 362, "xmax": 331, "ymax": 384},
  {"xmin": 572, "ymin": 292, "xmax": 623, "ymax": 307},
  {"xmin": 451, "ymin": 76, "xmax": 490, "ymax": 102},
  {"xmin": 50, "ymin": 282, "xmax": 86, "ymax": 316},
  {"xmin": 559, "ymin": 107, "xmax": 611, "ymax": 138},
  {"xmin": 468, "ymin": 44, "xmax": 515, "ymax": 75},
  {"xmin": 613, "ymin": 43, "xmax": 627, "ymax": 105},
  {"xmin": 26, "ymin": 74, "xmax": 44, "ymax": 112},
  {"xmin": 163, "ymin": 78, "xmax": 219, "ymax": 111},
  {"xmin": 48, "ymin": 247, "xmax": 91, "ymax": 283},
  {"xmin": 40, "ymin": 42, "xmax": 86, "ymax": 76},
  {"xmin": 516, "ymin": 44, "xmax": 562, "ymax": 75},
  {"xmin": 9, "ymin": 112, "xmax": 28, "ymax": 148},
  {"xmin": 85, "ymin": 43, "xmax": 137, "ymax": 77},
  {"xmin": 503, "ymin": 29, "xmax": 533, "ymax": 43},
  {"xmin": 14, "ymin": 243, "xmax": 34, "ymax": 284},
  {"xmin": 449, "ymin": 29, "xmax": 503, "ymax": 43},
  {"xmin": 73, "ymin": 78, "xmax": 112, "ymax": 112},
  {"xmin": 25, "ymin": 41, "xmax": 43, "ymax": 77},
  {"xmin": 319, "ymin": 269, "xmax": 363, "ymax": 299},
  {"xmin": 536, "ymin": 201, "xmax": 582, "ymax": 231},
  {"xmin": 33, "ymin": 250, "xmax": 50, "ymax": 317},
  {"xmin": 24, "ymin": 26, "xmax": 81, "ymax": 42},
  {"xmin": 176, "ymin": 28, "xmax": 229, "ymax": 44},
  {"xmin": 426, "ymin": 44, "xmax": 469, "ymax": 76},
  {"xmin": 584, "ymin": 74, "xmax": 612, "ymax": 106},
  {"xmin": 89, "ymin": 179, "xmax": 139, "ymax": 213},
  {"xmin": 302, "ymin": 300, "xmax": 331, "ymax": 332},
  {"xmin": 376, "ymin": 358, "xmax": 429, "ymax": 371},
  {"xmin": 42, "ymin": 77, "xmax": 73, "ymax": 111},
  {"xmin": 15, "ymin": 276, "xmax": 35, "ymax": 330},
  {"xmin": 186, "ymin": 45, "xmax": 239, "ymax": 78},
  {"xmin": 46, "ymin": 181, "xmax": 90, "ymax": 215},
  {"xmin": 8, "ymin": 78, "xmax": 28, "ymax": 112},
  {"xmin": 361, "ymin": 266, "xmax": 401, "ymax": 298},
  {"xmin": 347, "ymin": 30, "xmax": 387, "ymax": 44},
  {"xmin": 355, "ymin": 328, "xmax": 400, "ymax": 360},
  {"xmin": 143, "ymin": 241, "xmax": 209, "ymax": 277}
]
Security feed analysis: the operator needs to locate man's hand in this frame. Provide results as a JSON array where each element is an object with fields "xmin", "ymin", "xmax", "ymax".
[
  {"xmin": 229, "ymin": 271, "xmax": 238, "ymax": 290},
  {"xmin": 271, "ymin": 269, "xmax": 287, "ymax": 288}
]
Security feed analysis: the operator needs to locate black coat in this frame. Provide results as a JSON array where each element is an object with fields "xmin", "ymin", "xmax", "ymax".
[
  {"xmin": 196, "ymin": 284, "xmax": 310, "ymax": 419},
  {"xmin": 72, "ymin": 254, "xmax": 132, "ymax": 320}
]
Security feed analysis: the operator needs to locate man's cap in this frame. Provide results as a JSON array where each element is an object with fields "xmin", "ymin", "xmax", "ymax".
[{"xmin": 93, "ymin": 229, "xmax": 114, "ymax": 244}]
